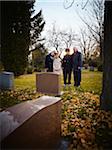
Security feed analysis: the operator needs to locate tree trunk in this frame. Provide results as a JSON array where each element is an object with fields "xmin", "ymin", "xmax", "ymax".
[{"xmin": 100, "ymin": 0, "xmax": 112, "ymax": 111}]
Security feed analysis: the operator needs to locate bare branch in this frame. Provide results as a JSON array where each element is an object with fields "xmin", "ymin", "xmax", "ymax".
[
  {"xmin": 63, "ymin": 0, "xmax": 74, "ymax": 9},
  {"xmin": 82, "ymin": 0, "xmax": 89, "ymax": 9}
]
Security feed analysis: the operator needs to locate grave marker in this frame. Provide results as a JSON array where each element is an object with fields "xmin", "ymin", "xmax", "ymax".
[
  {"xmin": 0, "ymin": 71, "xmax": 14, "ymax": 90},
  {"xmin": 36, "ymin": 72, "xmax": 61, "ymax": 95},
  {"xmin": 1, "ymin": 96, "xmax": 61, "ymax": 149}
]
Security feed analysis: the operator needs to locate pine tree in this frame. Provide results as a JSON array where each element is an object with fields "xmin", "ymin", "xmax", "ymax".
[
  {"xmin": 32, "ymin": 43, "xmax": 47, "ymax": 71},
  {"xmin": 1, "ymin": 1, "xmax": 35, "ymax": 76},
  {"xmin": 30, "ymin": 10, "xmax": 45, "ymax": 50}
]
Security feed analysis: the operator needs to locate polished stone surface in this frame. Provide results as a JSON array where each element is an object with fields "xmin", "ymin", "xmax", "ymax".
[{"xmin": 1, "ymin": 96, "xmax": 61, "ymax": 149}]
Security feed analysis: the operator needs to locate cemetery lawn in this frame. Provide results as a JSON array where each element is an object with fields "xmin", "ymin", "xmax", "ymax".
[
  {"xmin": 0, "ymin": 70, "xmax": 112, "ymax": 149},
  {"xmin": 14, "ymin": 70, "xmax": 102, "ymax": 94},
  {"xmin": 0, "ymin": 70, "xmax": 102, "ymax": 110}
]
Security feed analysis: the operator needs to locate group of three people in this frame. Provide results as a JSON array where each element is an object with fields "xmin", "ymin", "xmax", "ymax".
[{"xmin": 45, "ymin": 47, "xmax": 82, "ymax": 87}]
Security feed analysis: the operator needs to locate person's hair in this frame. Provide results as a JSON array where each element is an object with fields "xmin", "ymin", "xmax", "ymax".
[
  {"xmin": 73, "ymin": 47, "xmax": 78, "ymax": 51},
  {"xmin": 65, "ymin": 48, "xmax": 70, "ymax": 52}
]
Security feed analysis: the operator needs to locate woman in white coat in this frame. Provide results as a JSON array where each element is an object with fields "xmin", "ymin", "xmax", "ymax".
[{"xmin": 53, "ymin": 52, "xmax": 62, "ymax": 74}]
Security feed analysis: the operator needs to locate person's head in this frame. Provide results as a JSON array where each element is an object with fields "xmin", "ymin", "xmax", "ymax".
[
  {"xmin": 54, "ymin": 52, "xmax": 59, "ymax": 58},
  {"xmin": 73, "ymin": 47, "xmax": 78, "ymax": 53},
  {"xmin": 65, "ymin": 48, "xmax": 70, "ymax": 54},
  {"xmin": 50, "ymin": 50, "xmax": 55, "ymax": 56}
]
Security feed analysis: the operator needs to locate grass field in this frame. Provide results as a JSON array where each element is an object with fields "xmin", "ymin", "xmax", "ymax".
[
  {"xmin": 81, "ymin": 70, "xmax": 102, "ymax": 94},
  {"xmin": 15, "ymin": 70, "xmax": 102, "ymax": 95}
]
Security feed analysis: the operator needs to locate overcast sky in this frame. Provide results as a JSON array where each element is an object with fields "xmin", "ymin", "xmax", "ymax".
[{"xmin": 34, "ymin": 0, "xmax": 90, "ymax": 34}]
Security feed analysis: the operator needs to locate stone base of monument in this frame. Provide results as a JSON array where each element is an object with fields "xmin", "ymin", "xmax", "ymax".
[
  {"xmin": 36, "ymin": 72, "xmax": 61, "ymax": 96},
  {"xmin": 1, "ymin": 96, "xmax": 61, "ymax": 149}
]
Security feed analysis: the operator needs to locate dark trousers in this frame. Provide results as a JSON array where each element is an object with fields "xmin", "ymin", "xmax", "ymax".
[
  {"xmin": 63, "ymin": 69, "xmax": 72, "ymax": 85},
  {"xmin": 47, "ymin": 64, "xmax": 53, "ymax": 72},
  {"xmin": 73, "ymin": 69, "xmax": 81, "ymax": 86}
]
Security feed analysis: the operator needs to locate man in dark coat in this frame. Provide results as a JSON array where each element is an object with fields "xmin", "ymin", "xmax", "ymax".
[
  {"xmin": 62, "ymin": 48, "xmax": 72, "ymax": 86},
  {"xmin": 71, "ymin": 47, "xmax": 82, "ymax": 87},
  {"xmin": 45, "ymin": 51, "xmax": 54, "ymax": 72}
]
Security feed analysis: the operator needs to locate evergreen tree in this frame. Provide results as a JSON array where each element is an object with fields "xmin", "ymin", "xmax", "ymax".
[
  {"xmin": 32, "ymin": 43, "xmax": 47, "ymax": 71},
  {"xmin": 1, "ymin": 1, "xmax": 34, "ymax": 76},
  {"xmin": 30, "ymin": 10, "xmax": 45, "ymax": 50},
  {"xmin": 29, "ymin": 9, "xmax": 46, "ymax": 71}
]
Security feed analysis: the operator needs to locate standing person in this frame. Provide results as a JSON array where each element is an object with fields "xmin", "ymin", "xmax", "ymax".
[
  {"xmin": 71, "ymin": 47, "xmax": 82, "ymax": 87},
  {"xmin": 62, "ymin": 48, "xmax": 72, "ymax": 86},
  {"xmin": 45, "ymin": 51, "xmax": 55, "ymax": 72},
  {"xmin": 53, "ymin": 52, "xmax": 62, "ymax": 74}
]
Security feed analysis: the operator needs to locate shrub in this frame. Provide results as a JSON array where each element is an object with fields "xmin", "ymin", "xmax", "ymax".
[
  {"xmin": 83, "ymin": 64, "xmax": 89, "ymax": 69},
  {"xmin": 88, "ymin": 59, "xmax": 97, "ymax": 67},
  {"xmin": 34, "ymin": 67, "xmax": 42, "ymax": 72},
  {"xmin": 98, "ymin": 64, "xmax": 103, "ymax": 72},
  {"xmin": 0, "ymin": 62, "xmax": 4, "ymax": 72},
  {"xmin": 26, "ymin": 66, "xmax": 34, "ymax": 74}
]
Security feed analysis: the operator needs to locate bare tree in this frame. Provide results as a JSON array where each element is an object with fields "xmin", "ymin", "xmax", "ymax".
[
  {"xmin": 63, "ymin": 0, "xmax": 89, "ymax": 9},
  {"xmin": 63, "ymin": 0, "xmax": 104, "ymax": 59},
  {"xmin": 45, "ymin": 23, "xmax": 63, "ymax": 52},
  {"xmin": 78, "ymin": 28, "xmax": 97, "ymax": 62},
  {"xmin": 46, "ymin": 23, "xmax": 77, "ymax": 54},
  {"xmin": 63, "ymin": 0, "xmax": 112, "ymax": 111},
  {"xmin": 60, "ymin": 29, "xmax": 77, "ymax": 48},
  {"xmin": 76, "ymin": 0, "xmax": 104, "ymax": 59}
]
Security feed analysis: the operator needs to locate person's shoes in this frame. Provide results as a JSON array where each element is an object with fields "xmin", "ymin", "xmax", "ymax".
[
  {"xmin": 68, "ymin": 82, "xmax": 71, "ymax": 84},
  {"xmin": 63, "ymin": 84, "xmax": 66, "ymax": 87},
  {"xmin": 75, "ymin": 85, "xmax": 81, "ymax": 91},
  {"xmin": 68, "ymin": 84, "xmax": 71, "ymax": 87},
  {"xmin": 63, "ymin": 84, "xmax": 67, "ymax": 90},
  {"xmin": 74, "ymin": 83, "xmax": 80, "ymax": 87}
]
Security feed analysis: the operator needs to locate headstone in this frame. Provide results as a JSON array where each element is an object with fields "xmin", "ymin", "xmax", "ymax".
[
  {"xmin": 1, "ymin": 96, "xmax": 61, "ymax": 149},
  {"xmin": 0, "ymin": 71, "xmax": 14, "ymax": 90},
  {"xmin": 36, "ymin": 72, "xmax": 61, "ymax": 95}
]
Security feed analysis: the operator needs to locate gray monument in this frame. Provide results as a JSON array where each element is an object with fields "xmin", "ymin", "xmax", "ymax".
[{"xmin": 0, "ymin": 71, "xmax": 14, "ymax": 90}]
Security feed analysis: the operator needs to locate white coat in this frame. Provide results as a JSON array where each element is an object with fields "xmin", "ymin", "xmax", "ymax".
[{"xmin": 53, "ymin": 58, "xmax": 62, "ymax": 74}]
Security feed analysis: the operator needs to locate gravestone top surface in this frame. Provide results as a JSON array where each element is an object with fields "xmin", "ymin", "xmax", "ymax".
[
  {"xmin": 36, "ymin": 72, "xmax": 61, "ymax": 76},
  {"xmin": 36, "ymin": 72, "xmax": 60, "ymax": 75},
  {"xmin": 0, "ymin": 71, "xmax": 14, "ymax": 75},
  {"xmin": 0, "ymin": 71, "xmax": 14, "ymax": 90},
  {"xmin": 0, "ymin": 96, "xmax": 61, "ymax": 141}
]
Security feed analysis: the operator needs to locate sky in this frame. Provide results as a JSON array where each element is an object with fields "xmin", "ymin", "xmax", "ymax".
[
  {"xmin": 34, "ymin": 0, "xmax": 90, "ymax": 34},
  {"xmin": 33, "ymin": 0, "xmax": 92, "ymax": 54}
]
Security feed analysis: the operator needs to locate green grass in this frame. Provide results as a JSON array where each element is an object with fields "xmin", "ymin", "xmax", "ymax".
[
  {"xmin": 15, "ymin": 73, "xmax": 36, "ymax": 90},
  {"xmin": 14, "ymin": 70, "xmax": 102, "ymax": 95},
  {"xmin": 81, "ymin": 70, "xmax": 102, "ymax": 94}
]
